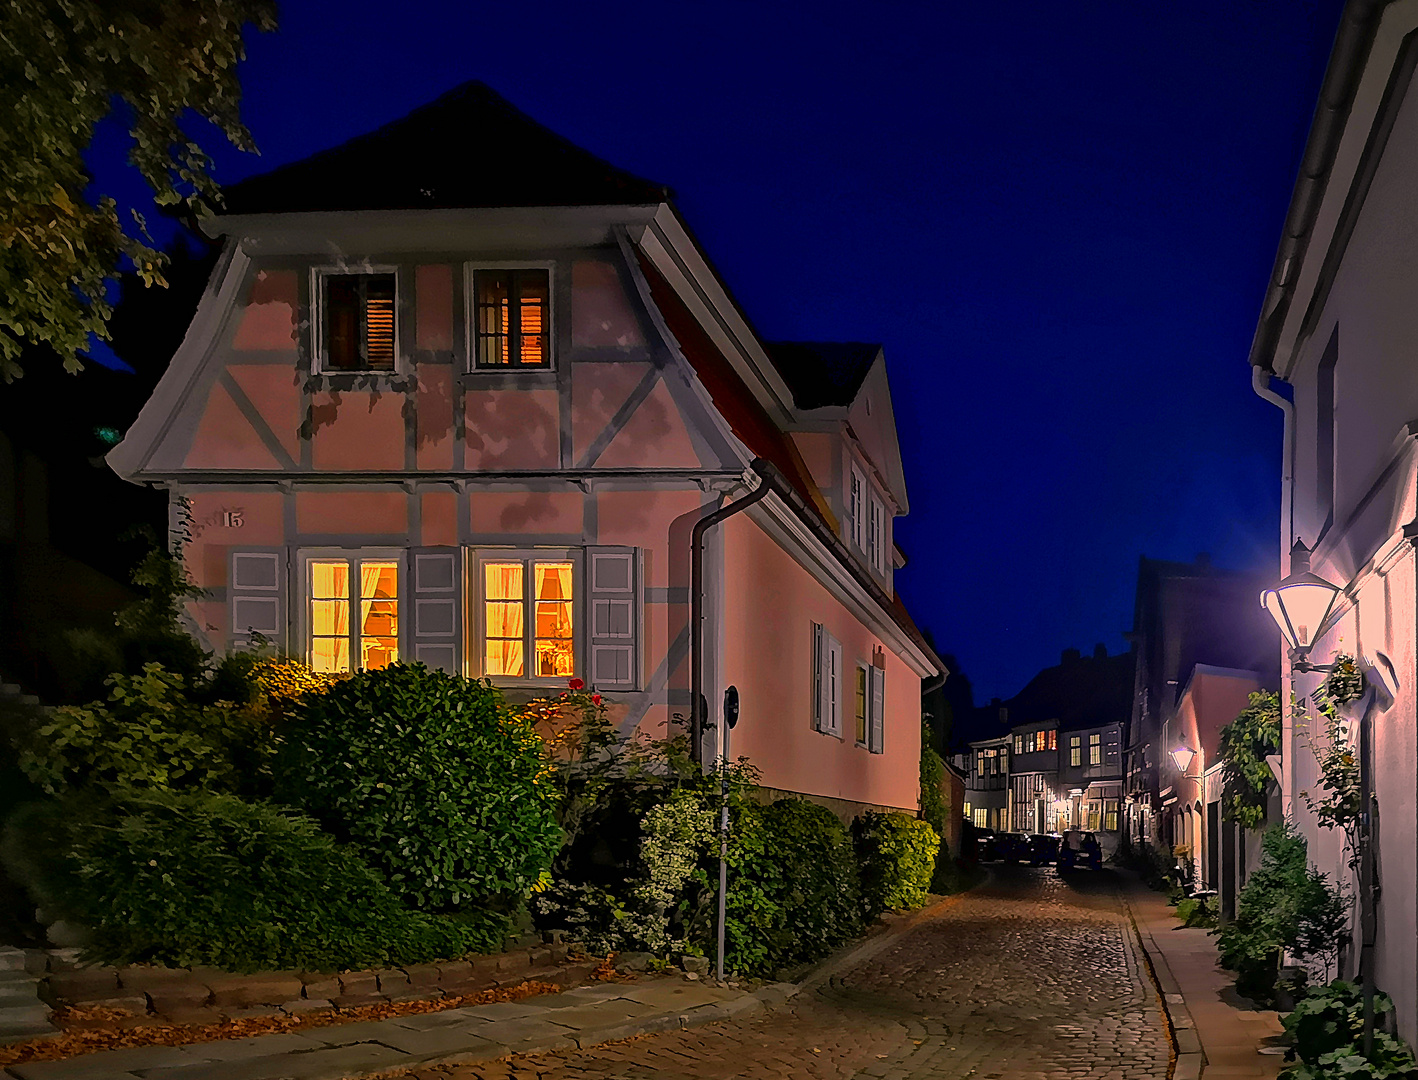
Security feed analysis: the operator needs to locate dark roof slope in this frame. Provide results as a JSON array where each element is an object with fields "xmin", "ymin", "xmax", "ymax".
[
  {"xmin": 221, "ymin": 81, "xmax": 669, "ymax": 216},
  {"xmin": 764, "ymin": 341, "xmax": 880, "ymax": 410}
]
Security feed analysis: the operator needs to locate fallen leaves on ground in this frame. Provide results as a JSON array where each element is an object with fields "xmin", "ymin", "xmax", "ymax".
[{"xmin": 0, "ymin": 979, "xmax": 564, "ymax": 1068}]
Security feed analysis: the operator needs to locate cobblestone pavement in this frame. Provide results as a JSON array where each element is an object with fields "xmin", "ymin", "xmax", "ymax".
[{"xmin": 408, "ymin": 866, "xmax": 1172, "ymax": 1080}]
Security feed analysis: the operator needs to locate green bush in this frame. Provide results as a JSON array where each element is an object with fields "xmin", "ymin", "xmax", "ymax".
[
  {"xmin": 725, "ymin": 798, "xmax": 863, "ymax": 977},
  {"xmin": 1218, "ymin": 824, "xmax": 1349, "ymax": 1001},
  {"xmin": 1278, "ymin": 981, "xmax": 1417, "ymax": 1080},
  {"xmin": 854, "ymin": 810, "xmax": 939, "ymax": 916},
  {"xmin": 1, "ymin": 791, "xmax": 506, "ymax": 971},
  {"xmin": 1175, "ymin": 894, "xmax": 1218, "ymax": 928},
  {"xmin": 19, "ymin": 663, "xmax": 270, "ymax": 797},
  {"xmin": 1218, "ymin": 690, "xmax": 1281, "ymax": 829},
  {"xmin": 918, "ymin": 728, "xmax": 947, "ymax": 836},
  {"xmin": 275, "ymin": 663, "xmax": 560, "ymax": 911}
]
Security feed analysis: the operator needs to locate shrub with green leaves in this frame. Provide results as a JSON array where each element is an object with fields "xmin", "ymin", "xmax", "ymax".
[
  {"xmin": 854, "ymin": 810, "xmax": 939, "ymax": 916},
  {"xmin": 1278, "ymin": 980, "xmax": 1417, "ymax": 1080},
  {"xmin": 1218, "ymin": 690, "xmax": 1281, "ymax": 829},
  {"xmin": 1218, "ymin": 824, "xmax": 1349, "ymax": 1000},
  {"xmin": 1, "ymin": 791, "xmax": 505, "ymax": 971},
  {"xmin": 275, "ymin": 663, "xmax": 560, "ymax": 911},
  {"xmin": 19, "ymin": 663, "xmax": 269, "ymax": 797},
  {"xmin": 725, "ymin": 798, "xmax": 863, "ymax": 977}
]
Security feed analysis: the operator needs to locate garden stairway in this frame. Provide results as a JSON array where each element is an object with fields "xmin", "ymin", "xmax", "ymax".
[{"xmin": 0, "ymin": 950, "xmax": 53, "ymax": 1045}]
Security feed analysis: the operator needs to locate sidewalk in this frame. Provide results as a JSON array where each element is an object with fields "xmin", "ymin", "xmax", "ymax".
[
  {"xmin": 2, "ymin": 977, "xmax": 787, "ymax": 1080},
  {"xmin": 1121, "ymin": 876, "xmax": 1285, "ymax": 1080}
]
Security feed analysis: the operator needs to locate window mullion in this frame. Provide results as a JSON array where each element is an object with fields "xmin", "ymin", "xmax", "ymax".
[
  {"xmin": 508, "ymin": 271, "xmax": 521, "ymax": 365},
  {"xmin": 524, "ymin": 556, "xmax": 535, "ymax": 673},
  {"xmin": 350, "ymin": 558, "xmax": 362, "ymax": 671}
]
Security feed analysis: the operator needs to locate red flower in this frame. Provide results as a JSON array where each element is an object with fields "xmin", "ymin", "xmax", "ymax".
[
  {"xmin": 591, "ymin": 693, "xmax": 602, "ymax": 706},
  {"xmin": 568, "ymin": 678, "xmax": 585, "ymax": 691}
]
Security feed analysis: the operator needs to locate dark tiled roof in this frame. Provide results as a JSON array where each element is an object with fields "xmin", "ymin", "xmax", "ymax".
[
  {"xmin": 220, "ymin": 81, "xmax": 669, "ymax": 216},
  {"xmin": 764, "ymin": 341, "xmax": 880, "ymax": 410}
]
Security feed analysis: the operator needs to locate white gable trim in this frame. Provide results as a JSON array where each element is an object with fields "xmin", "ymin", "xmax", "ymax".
[{"xmin": 107, "ymin": 239, "xmax": 249, "ymax": 481}]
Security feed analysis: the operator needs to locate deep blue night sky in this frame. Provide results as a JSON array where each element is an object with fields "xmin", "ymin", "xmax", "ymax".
[{"xmin": 92, "ymin": 0, "xmax": 1346, "ymax": 703}]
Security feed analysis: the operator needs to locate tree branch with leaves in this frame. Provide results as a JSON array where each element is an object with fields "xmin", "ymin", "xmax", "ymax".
[{"xmin": 0, "ymin": 0, "xmax": 276, "ymax": 380}]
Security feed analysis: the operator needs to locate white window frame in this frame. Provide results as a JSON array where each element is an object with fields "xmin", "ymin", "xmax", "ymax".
[
  {"xmin": 855, "ymin": 662, "xmax": 871, "ymax": 747},
  {"xmin": 1069, "ymin": 735, "xmax": 1082, "ymax": 767},
  {"xmin": 310, "ymin": 265, "xmax": 404, "ymax": 376},
  {"xmin": 867, "ymin": 493, "xmax": 886, "ymax": 574},
  {"xmin": 464, "ymin": 260, "xmax": 557, "ymax": 373},
  {"xmin": 471, "ymin": 547, "xmax": 582, "ymax": 686},
  {"xmin": 297, "ymin": 547, "xmax": 405, "ymax": 672},
  {"xmin": 849, "ymin": 465, "xmax": 865, "ymax": 550},
  {"xmin": 812, "ymin": 623, "xmax": 843, "ymax": 737},
  {"xmin": 1089, "ymin": 732, "xmax": 1102, "ymax": 766}
]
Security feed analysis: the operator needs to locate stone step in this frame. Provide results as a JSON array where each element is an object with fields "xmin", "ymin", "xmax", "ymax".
[
  {"xmin": 0, "ymin": 948, "xmax": 27, "ymax": 972},
  {"xmin": 0, "ymin": 1007, "xmax": 53, "ymax": 1040},
  {"xmin": 0, "ymin": 983, "xmax": 41, "ymax": 1006}
]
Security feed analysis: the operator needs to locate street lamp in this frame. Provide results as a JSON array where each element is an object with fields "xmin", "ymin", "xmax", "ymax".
[
  {"xmin": 1169, "ymin": 744, "xmax": 1196, "ymax": 774},
  {"xmin": 1260, "ymin": 540, "xmax": 1343, "ymax": 668}
]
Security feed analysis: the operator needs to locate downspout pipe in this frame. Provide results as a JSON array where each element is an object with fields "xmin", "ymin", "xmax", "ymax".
[
  {"xmin": 689, "ymin": 459, "xmax": 772, "ymax": 766},
  {"xmin": 1252, "ymin": 365, "xmax": 1295, "ymax": 558}
]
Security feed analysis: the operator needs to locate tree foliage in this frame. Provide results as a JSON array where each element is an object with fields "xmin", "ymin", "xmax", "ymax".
[
  {"xmin": 1218, "ymin": 690, "xmax": 1281, "ymax": 828},
  {"xmin": 0, "ymin": 0, "xmax": 276, "ymax": 380}
]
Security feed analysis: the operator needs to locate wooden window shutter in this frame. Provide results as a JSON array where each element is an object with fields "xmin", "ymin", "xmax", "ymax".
[
  {"xmin": 587, "ymin": 547, "xmax": 639, "ymax": 689},
  {"xmin": 230, "ymin": 549, "xmax": 286, "ymax": 649},
  {"xmin": 411, "ymin": 548, "xmax": 462, "ymax": 673},
  {"xmin": 869, "ymin": 664, "xmax": 886, "ymax": 754},
  {"xmin": 812, "ymin": 623, "xmax": 826, "ymax": 731}
]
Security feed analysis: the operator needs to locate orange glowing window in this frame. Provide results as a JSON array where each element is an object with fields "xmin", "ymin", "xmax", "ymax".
[
  {"xmin": 474, "ymin": 269, "xmax": 550, "ymax": 368},
  {"xmin": 323, "ymin": 273, "xmax": 396, "ymax": 372},
  {"xmin": 308, "ymin": 556, "xmax": 399, "ymax": 673},
  {"xmin": 482, "ymin": 556, "xmax": 576, "ymax": 680}
]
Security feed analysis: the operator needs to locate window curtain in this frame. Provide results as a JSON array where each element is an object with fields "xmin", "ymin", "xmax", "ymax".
[{"xmin": 485, "ymin": 563, "xmax": 525, "ymax": 675}]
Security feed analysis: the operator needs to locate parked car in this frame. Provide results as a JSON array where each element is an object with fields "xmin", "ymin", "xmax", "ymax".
[
  {"xmin": 1058, "ymin": 830, "xmax": 1103, "ymax": 871},
  {"xmin": 975, "ymin": 829, "xmax": 1001, "ymax": 861},
  {"xmin": 995, "ymin": 832, "xmax": 1030, "ymax": 863},
  {"xmin": 1026, "ymin": 832, "xmax": 1062, "ymax": 866}
]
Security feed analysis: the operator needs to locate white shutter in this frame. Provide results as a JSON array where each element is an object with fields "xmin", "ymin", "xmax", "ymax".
[
  {"xmin": 230, "ymin": 549, "xmax": 285, "ymax": 649},
  {"xmin": 411, "ymin": 548, "xmax": 461, "ymax": 673},
  {"xmin": 587, "ymin": 547, "xmax": 639, "ymax": 689},
  {"xmin": 869, "ymin": 665, "xmax": 885, "ymax": 754},
  {"xmin": 850, "ymin": 468, "xmax": 864, "ymax": 549},
  {"xmin": 812, "ymin": 623, "xmax": 827, "ymax": 731},
  {"xmin": 827, "ymin": 634, "xmax": 843, "ymax": 736}
]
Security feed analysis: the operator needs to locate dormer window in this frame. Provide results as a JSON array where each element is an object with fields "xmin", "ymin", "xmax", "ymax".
[
  {"xmin": 315, "ymin": 269, "xmax": 399, "ymax": 373},
  {"xmin": 472, "ymin": 267, "xmax": 552, "ymax": 369}
]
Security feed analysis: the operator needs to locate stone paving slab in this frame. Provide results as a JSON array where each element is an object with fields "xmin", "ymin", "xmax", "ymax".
[{"xmin": 0, "ymin": 976, "xmax": 767, "ymax": 1080}]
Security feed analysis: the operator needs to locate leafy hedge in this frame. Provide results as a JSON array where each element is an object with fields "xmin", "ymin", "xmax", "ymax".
[
  {"xmin": 1, "ymin": 791, "xmax": 505, "ymax": 972},
  {"xmin": 276, "ymin": 664, "xmax": 561, "ymax": 911},
  {"xmin": 854, "ymin": 810, "xmax": 938, "ymax": 915},
  {"xmin": 1218, "ymin": 690, "xmax": 1280, "ymax": 829},
  {"xmin": 1279, "ymin": 981, "xmax": 1417, "ymax": 1080},
  {"xmin": 1217, "ymin": 823, "xmax": 1348, "ymax": 1001},
  {"xmin": 725, "ymin": 798, "xmax": 863, "ymax": 977}
]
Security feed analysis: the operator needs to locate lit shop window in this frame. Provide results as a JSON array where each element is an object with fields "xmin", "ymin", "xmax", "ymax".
[
  {"xmin": 483, "ymin": 558, "xmax": 575, "ymax": 678},
  {"xmin": 308, "ymin": 558, "xmax": 399, "ymax": 672}
]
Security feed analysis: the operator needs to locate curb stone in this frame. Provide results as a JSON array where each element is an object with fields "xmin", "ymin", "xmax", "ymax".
[{"xmin": 1119, "ymin": 886, "xmax": 1205, "ymax": 1080}]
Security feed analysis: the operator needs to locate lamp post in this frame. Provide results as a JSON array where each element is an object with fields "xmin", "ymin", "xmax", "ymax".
[{"xmin": 1259, "ymin": 541, "xmax": 1377, "ymax": 1052}]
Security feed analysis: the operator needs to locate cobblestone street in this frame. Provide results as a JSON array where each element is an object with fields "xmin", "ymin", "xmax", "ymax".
[{"xmin": 409, "ymin": 867, "xmax": 1172, "ymax": 1080}]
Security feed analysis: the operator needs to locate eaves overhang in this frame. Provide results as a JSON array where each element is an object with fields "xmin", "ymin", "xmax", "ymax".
[
  {"xmin": 1248, "ymin": 0, "xmax": 1402, "ymax": 377},
  {"xmin": 201, "ymin": 204, "xmax": 665, "ymax": 256}
]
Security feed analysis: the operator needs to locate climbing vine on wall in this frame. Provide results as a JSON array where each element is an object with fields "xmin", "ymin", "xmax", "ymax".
[
  {"xmin": 1300, "ymin": 652, "xmax": 1365, "ymax": 870},
  {"xmin": 1218, "ymin": 690, "xmax": 1281, "ymax": 829}
]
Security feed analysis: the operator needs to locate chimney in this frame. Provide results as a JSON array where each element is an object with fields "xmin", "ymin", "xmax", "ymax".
[{"xmin": 1093, "ymin": 643, "xmax": 1107, "ymax": 660}]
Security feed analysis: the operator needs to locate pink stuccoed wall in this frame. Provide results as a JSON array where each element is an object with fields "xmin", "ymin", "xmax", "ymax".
[{"xmin": 719, "ymin": 513, "xmax": 921, "ymax": 812}]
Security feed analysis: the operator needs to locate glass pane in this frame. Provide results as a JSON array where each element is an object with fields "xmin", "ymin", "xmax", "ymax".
[
  {"xmin": 325, "ymin": 277, "xmax": 360, "ymax": 371},
  {"xmin": 535, "ymin": 638, "xmax": 574, "ymax": 677},
  {"xmin": 362, "ymin": 636, "xmax": 398, "ymax": 670},
  {"xmin": 476, "ymin": 271, "xmax": 510, "ymax": 366},
  {"xmin": 361, "ymin": 561, "xmax": 399, "ymax": 600},
  {"xmin": 485, "ymin": 562, "xmax": 523, "ymax": 601},
  {"xmin": 535, "ymin": 600, "xmax": 572, "ymax": 638},
  {"xmin": 311, "ymin": 636, "xmax": 350, "ymax": 674},
  {"xmin": 311, "ymin": 599, "xmax": 348, "ymax": 637},
  {"xmin": 363, "ymin": 275, "xmax": 396, "ymax": 370},
  {"xmin": 517, "ymin": 270, "xmax": 549, "ymax": 365},
  {"xmin": 486, "ymin": 638, "xmax": 525, "ymax": 676},
  {"xmin": 534, "ymin": 562, "xmax": 572, "ymax": 601},
  {"xmin": 310, "ymin": 560, "xmax": 349, "ymax": 599},
  {"xmin": 485, "ymin": 601, "xmax": 524, "ymax": 639}
]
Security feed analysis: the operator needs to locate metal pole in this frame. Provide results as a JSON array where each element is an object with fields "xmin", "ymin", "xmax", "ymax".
[
  {"xmin": 715, "ymin": 718, "xmax": 730, "ymax": 983},
  {"xmin": 1360, "ymin": 707, "xmax": 1374, "ymax": 1059}
]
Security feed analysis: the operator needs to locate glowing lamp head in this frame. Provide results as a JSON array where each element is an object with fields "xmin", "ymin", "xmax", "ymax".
[
  {"xmin": 1261, "ymin": 540, "xmax": 1342, "ymax": 653},
  {"xmin": 1170, "ymin": 745, "xmax": 1196, "ymax": 773}
]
